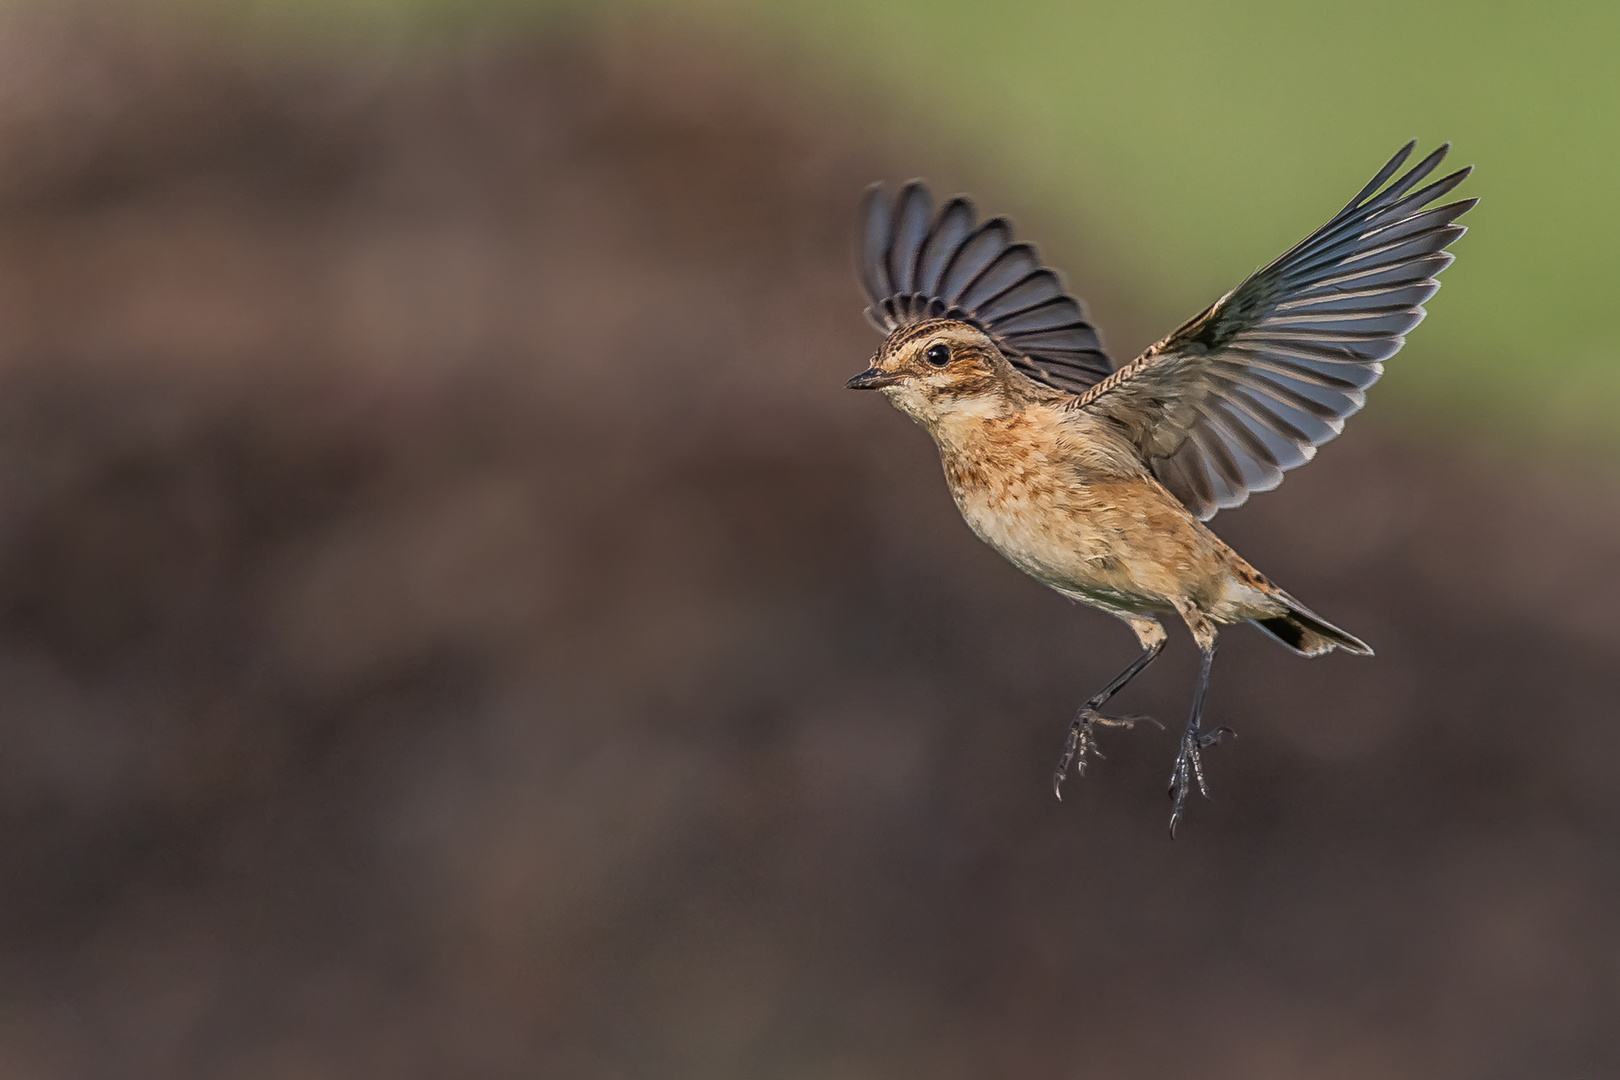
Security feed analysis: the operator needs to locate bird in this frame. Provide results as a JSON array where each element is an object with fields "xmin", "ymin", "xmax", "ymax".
[{"xmin": 845, "ymin": 141, "xmax": 1473, "ymax": 834}]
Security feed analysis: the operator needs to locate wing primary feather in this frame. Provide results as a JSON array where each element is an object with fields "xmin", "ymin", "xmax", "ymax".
[
  {"xmin": 1277, "ymin": 183, "xmax": 1472, "ymax": 288},
  {"xmin": 1274, "ymin": 281, "xmax": 1438, "ymax": 312},
  {"xmin": 1360, "ymin": 197, "xmax": 1477, "ymax": 247},
  {"xmin": 974, "ymin": 269, "xmax": 1065, "ymax": 323},
  {"xmin": 1354, "ymin": 142, "xmax": 1452, "ymax": 215},
  {"xmin": 1000, "ymin": 325, "xmax": 1107, "ymax": 351},
  {"xmin": 858, "ymin": 183, "xmax": 893, "ymax": 306},
  {"xmin": 1280, "ymin": 141, "xmax": 1431, "ymax": 263},
  {"xmin": 885, "ymin": 181, "xmax": 933, "ymax": 296},
  {"xmin": 1337, "ymin": 225, "xmax": 1467, "ymax": 271},
  {"xmin": 989, "ymin": 296, "xmax": 1087, "ymax": 335},
  {"xmin": 937, "ymin": 218, "xmax": 1013, "ymax": 305},
  {"xmin": 955, "ymin": 243, "xmax": 1043, "ymax": 311},
  {"xmin": 1339, "ymin": 139, "xmax": 1417, "ymax": 211},
  {"xmin": 1373, "ymin": 169, "xmax": 1474, "ymax": 221},
  {"xmin": 1292, "ymin": 252, "xmax": 1453, "ymax": 298},
  {"xmin": 914, "ymin": 196, "xmax": 976, "ymax": 297},
  {"xmin": 1292, "ymin": 181, "xmax": 1473, "ymax": 272},
  {"xmin": 1259, "ymin": 151, "xmax": 1464, "ymax": 293}
]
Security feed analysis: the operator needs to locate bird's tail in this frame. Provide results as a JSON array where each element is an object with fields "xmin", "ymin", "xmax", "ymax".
[{"xmin": 1249, "ymin": 594, "xmax": 1373, "ymax": 658}]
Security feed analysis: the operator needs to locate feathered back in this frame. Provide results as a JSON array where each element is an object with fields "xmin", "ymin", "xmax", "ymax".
[{"xmin": 858, "ymin": 182, "xmax": 1114, "ymax": 394}]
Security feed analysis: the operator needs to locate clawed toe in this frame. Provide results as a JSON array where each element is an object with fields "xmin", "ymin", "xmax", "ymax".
[
  {"xmin": 1097, "ymin": 713, "xmax": 1162, "ymax": 732},
  {"xmin": 1052, "ymin": 708, "xmax": 1159, "ymax": 801},
  {"xmin": 1166, "ymin": 724, "xmax": 1235, "ymax": 836}
]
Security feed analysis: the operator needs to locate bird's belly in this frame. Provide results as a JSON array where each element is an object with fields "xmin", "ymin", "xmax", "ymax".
[{"xmin": 952, "ymin": 486, "xmax": 1160, "ymax": 611}]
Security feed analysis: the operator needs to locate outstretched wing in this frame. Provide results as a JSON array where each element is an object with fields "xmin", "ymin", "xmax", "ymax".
[
  {"xmin": 859, "ymin": 181, "xmax": 1114, "ymax": 393},
  {"xmin": 1076, "ymin": 141, "xmax": 1475, "ymax": 520}
]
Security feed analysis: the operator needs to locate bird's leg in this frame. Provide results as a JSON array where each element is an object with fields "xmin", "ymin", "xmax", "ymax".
[
  {"xmin": 1053, "ymin": 616, "xmax": 1166, "ymax": 800},
  {"xmin": 1166, "ymin": 611, "xmax": 1234, "ymax": 836}
]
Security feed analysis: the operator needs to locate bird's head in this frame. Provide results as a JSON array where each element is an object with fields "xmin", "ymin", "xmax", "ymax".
[{"xmin": 845, "ymin": 319, "xmax": 1021, "ymax": 426}]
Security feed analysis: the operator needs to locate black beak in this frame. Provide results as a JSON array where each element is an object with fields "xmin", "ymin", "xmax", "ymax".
[{"xmin": 845, "ymin": 367, "xmax": 902, "ymax": 390}]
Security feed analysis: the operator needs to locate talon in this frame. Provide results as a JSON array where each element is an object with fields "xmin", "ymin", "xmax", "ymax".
[
  {"xmin": 1053, "ymin": 705, "xmax": 1156, "ymax": 799},
  {"xmin": 1165, "ymin": 715, "xmax": 1227, "ymax": 831},
  {"xmin": 1168, "ymin": 778, "xmax": 1191, "ymax": 836}
]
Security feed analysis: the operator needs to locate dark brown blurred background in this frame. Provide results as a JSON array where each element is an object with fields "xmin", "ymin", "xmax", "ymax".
[{"xmin": 0, "ymin": 8, "xmax": 1614, "ymax": 1078}]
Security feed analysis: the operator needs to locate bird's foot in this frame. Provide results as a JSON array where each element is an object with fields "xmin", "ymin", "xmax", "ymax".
[
  {"xmin": 1052, "ymin": 708, "xmax": 1160, "ymax": 800},
  {"xmin": 1167, "ymin": 722, "xmax": 1234, "ymax": 837}
]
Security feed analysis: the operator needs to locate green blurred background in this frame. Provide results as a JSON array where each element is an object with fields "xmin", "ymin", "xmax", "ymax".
[{"xmin": 214, "ymin": 0, "xmax": 1619, "ymax": 444}]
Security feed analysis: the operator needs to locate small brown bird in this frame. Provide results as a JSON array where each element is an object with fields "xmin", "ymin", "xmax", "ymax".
[{"xmin": 846, "ymin": 141, "xmax": 1473, "ymax": 833}]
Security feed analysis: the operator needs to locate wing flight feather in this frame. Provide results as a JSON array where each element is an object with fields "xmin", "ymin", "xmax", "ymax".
[{"xmin": 1074, "ymin": 141, "xmax": 1474, "ymax": 520}]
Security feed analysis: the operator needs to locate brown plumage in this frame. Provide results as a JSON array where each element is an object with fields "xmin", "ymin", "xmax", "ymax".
[{"xmin": 846, "ymin": 142, "xmax": 1474, "ymax": 834}]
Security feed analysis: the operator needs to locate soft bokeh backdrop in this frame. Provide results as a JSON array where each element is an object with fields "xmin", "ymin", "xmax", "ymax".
[
  {"xmin": 0, "ymin": 2, "xmax": 1615, "ymax": 1078},
  {"xmin": 214, "ymin": 0, "xmax": 1620, "ymax": 441}
]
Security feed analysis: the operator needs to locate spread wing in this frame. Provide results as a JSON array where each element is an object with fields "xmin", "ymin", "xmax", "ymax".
[
  {"xmin": 1076, "ymin": 141, "xmax": 1475, "ymax": 520},
  {"xmin": 859, "ymin": 181, "xmax": 1114, "ymax": 393}
]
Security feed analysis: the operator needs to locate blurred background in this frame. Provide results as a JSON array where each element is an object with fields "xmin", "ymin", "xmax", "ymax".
[{"xmin": 0, "ymin": 0, "xmax": 1615, "ymax": 1076}]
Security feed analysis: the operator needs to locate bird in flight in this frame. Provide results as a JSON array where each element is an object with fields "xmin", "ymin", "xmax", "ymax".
[{"xmin": 846, "ymin": 141, "xmax": 1473, "ymax": 834}]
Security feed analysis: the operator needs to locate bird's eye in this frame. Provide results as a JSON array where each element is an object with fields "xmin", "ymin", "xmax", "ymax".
[{"xmin": 924, "ymin": 343, "xmax": 952, "ymax": 367}]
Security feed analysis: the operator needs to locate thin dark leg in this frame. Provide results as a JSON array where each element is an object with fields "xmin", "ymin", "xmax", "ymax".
[
  {"xmin": 1052, "ymin": 639, "xmax": 1165, "ymax": 800},
  {"xmin": 1167, "ymin": 643, "xmax": 1234, "ymax": 837}
]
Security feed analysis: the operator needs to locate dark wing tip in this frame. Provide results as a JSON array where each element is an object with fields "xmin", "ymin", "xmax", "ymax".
[
  {"xmin": 894, "ymin": 179, "xmax": 931, "ymax": 209},
  {"xmin": 886, "ymin": 182, "xmax": 936, "ymax": 296},
  {"xmin": 857, "ymin": 182, "xmax": 894, "ymax": 307},
  {"xmin": 1349, "ymin": 139, "xmax": 1418, "ymax": 207}
]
